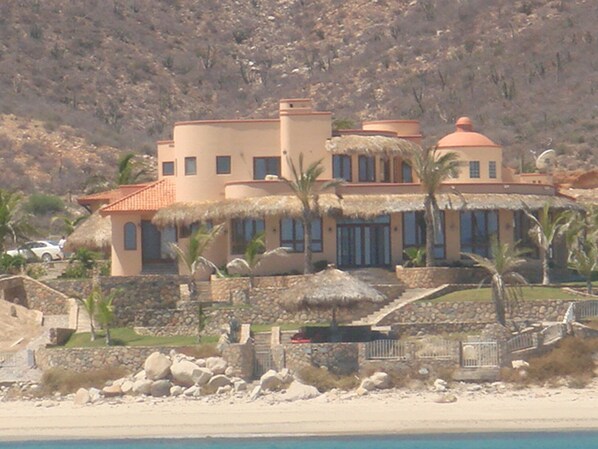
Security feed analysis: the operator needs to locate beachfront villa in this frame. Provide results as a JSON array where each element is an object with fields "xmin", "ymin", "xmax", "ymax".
[{"xmin": 91, "ymin": 98, "xmax": 577, "ymax": 277}]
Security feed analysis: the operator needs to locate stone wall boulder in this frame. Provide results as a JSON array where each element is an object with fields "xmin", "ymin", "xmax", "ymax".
[
  {"xmin": 150, "ymin": 380, "xmax": 171, "ymax": 397},
  {"xmin": 206, "ymin": 357, "xmax": 227, "ymax": 375},
  {"xmin": 144, "ymin": 352, "xmax": 172, "ymax": 380},
  {"xmin": 260, "ymin": 370, "xmax": 283, "ymax": 391},
  {"xmin": 132, "ymin": 379, "xmax": 153, "ymax": 395},
  {"xmin": 171, "ymin": 360, "xmax": 211, "ymax": 387},
  {"xmin": 207, "ymin": 374, "xmax": 232, "ymax": 389}
]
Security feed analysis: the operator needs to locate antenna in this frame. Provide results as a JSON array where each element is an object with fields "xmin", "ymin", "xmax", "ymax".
[{"xmin": 535, "ymin": 149, "xmax": 556, "ymax": 173}]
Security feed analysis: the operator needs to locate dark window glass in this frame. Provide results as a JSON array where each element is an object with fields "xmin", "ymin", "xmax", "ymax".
[
  {"xmin": 489, "ymin": 161, "xmax": 497, "ymax": 179},
  {"xmin": 469, "ymin": 161, "xmax": 480, "ymax": 178},
  {"xmin": 380, "ymin": 158, "xmax": 391, "ymax": 183},
  {"xmin": 358, "ymin": 156, "xmax": 375, "ymax": 182},
  {"xmin": 254, "ymin": 157, "xmax": 281, "ymax": 180},
  {"xmin": 332, "ymin": 155, "xmax": 352, "ymax": 181},
  {"xmin": 185, "ymin": 157, "xmax": 197, "ymax": 175},
  {"xmin": 280, "ymin": 218, "xmax": 323, "ymax": 253},
  {"xmin": 403, "ymin": 211, "xmax": 445, "ymax": 259},
  {"xmin": 514, "ymin": 210, "xmax": 538, "ymax": 258},
  {"xmin": 402, "ymin": 162, "xmax": 413, "ymax": 183},
  {"xmin": 124, "ymin": 222, "xmax": 137, "ymax": 250},
  {"xmin": 216, "ymin": 156, "xmax": 231, "ymax": 174},
  {"xmin": 162, "ymin": 161, "xmax": 174, "ymax": 176},
  {"xmin": 460, "ymin": 210, "xmax": 498, "ymax": 257},
  {"xmin": 231, "ymin": 219, "xmax": 265, "ymax": 254}
]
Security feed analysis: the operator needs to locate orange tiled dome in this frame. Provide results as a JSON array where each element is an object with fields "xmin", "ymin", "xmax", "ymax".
[{"xmin": 437, "ymin": 117, "xmax": 498, "ymax": 148}]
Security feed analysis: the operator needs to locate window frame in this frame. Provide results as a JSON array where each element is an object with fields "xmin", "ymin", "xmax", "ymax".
[
  {"xmin": 402, "ymin": 211, "xmax": 445, "ymax": 259},
  {"xmin": 358, "ymin": 155, "xmax": 376, "ymax": 182},
  {"xmin": 162, "ymin": 161, "xmax": 175, "ymax": 176},
  {"xmin": 184, "ymin": 156, "xmax": 197, "ymax": 176},
  {"xmin": 280, "ymin": 218, "xmax": 323, "ymax": 253},
  {"xmin": 401, "ymin": 161, "xmax": 413, "ymax": 183},
  {"xmin": 253, "ymin": 157, "xmax": 281, "ymax": 180},
  {"xmin": 332, "ymin": 155, "xmax": 352, "ymax": 181},
  {"xmin": 124, "ymin": 222, "xmax": 137, "ymax": 251},
  {"xmin": 489, "ymin": 160, "xmax": 497, "ymax": 179},
  {"xmin": 460, "ymin": 210, "xmax": 499, "ymax": 257},
  {"xmin": 469, "ymin": 160, "xmax": 480, "ymax": 179},
  {"xmin": 216, "ymin": 156, "xmax": 231, "ymax": 175},
  {"xmin": 231, "ymin": 218, "xmax": 265, "ymax": 255}
]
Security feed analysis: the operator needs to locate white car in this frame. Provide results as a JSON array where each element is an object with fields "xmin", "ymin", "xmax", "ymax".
[{"xmin": 6, "ymin": 240, "xmax": 63, "ymax": 262}]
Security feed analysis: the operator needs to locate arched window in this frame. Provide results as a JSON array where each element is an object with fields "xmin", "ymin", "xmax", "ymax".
[{"xmin": 124, "ymin": 222, "xmax": 137, "ymax": 250}]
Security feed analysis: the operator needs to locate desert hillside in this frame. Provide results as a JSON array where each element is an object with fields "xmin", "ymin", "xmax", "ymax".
[{"xmin": 0, "ymin": 0, "xmax": 597, "ymax": 195}]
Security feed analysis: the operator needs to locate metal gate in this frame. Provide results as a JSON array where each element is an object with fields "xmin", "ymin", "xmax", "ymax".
[
  {"xmin": 253, "ymin": 350, "xmax": 274, "ymax": 379},
  {"xmin": 460, "ymin": 342, "xmax": 500, "ymax": 368}
]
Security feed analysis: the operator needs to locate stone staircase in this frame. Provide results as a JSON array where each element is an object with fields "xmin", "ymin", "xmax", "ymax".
[{"xmin": 352, "ymin": 285, "xmax": 450, "ymax": 326}]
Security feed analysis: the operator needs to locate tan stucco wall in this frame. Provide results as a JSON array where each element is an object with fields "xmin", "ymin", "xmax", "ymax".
[
  {"xmin": 172, "ymin": 120, "xmax": 281, "ymax": 202},
  {"xmin": 111, "ymin": 214, "xmax": 143, "ymax": 276},
  {"xmin": 362, "ymin": 120, "xmax": 422, "ymax": 143},
  {"xmin": 157, "ymin": 141, "xmax": 175, "ymax": 179},
  {"xmin": 437, "ymin": 146, "xmax": 503, "ymax": 183},
  {"xmin": 444, "ymin": 210, "xmax": 461, "ymax": 261}
]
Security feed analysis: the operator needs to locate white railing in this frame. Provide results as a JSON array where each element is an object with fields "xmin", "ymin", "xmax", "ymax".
[
  {"xmin": 0, "ymin": 352, "xmax": 17, "ymax": 368},
  {"xmin": 542, "ymin": 323, "xmax": 565, "ymax": 345},
  {"xmin": 574, "ymin": 300, "xmax": 598, "ymax": 321},
  {"xmin": 505, "ymin": 333, "xmax": 537, "ymax": 353},
  {"xmin": 461, "ymin": 342, "xmax": 500, "ymax": 368},
  {"xmin": 365, "ymin": 340, "xmax": 409, "ymax": 360}
]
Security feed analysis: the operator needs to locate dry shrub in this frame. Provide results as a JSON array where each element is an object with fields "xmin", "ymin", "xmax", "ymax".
[
  {"xmin": 41, "ymin": 366, "xmax": 128, "ymax": 396},
  {"xmin": 177, "ymin": 344, "xmax": 220, "ymax": 359},
  {"xmin": 526, "ymin": 337, "xmax": 598, "ymax": 382},
  {"xmin": 297, "ymin": 366, "xmax": 359, "ymax": 392}
]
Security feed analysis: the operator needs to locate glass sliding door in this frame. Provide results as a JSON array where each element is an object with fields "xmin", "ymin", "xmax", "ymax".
[{"xmin": 336, "ymin": 216, "xmax": 391, "ymax": 267}]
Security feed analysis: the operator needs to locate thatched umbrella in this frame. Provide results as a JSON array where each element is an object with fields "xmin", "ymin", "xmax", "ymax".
[
  {"xmin": 325, "ymin": 135, "xmax": 420, "ymax": 157},
  {"xmin": 65, "ymin": 212, "xmax": 111, "ymax": 253},
  {"xmin": 282, "ymin": 265, "xmax": 386, "ymax": 331}
]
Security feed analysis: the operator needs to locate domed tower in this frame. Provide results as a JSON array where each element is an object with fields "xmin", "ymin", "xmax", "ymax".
[{"xmin": 436, "ymin": 117, "xmax": 502, "ymax": 183}]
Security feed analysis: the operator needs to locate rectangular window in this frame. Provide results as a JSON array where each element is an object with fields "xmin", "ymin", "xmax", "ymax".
[
  {"xmin": 469, "ymin": 161, "xmax": 480, "ymax": 179},
  {"xmin": 185, "ymin": 157, "xmax": 197, "ymax": 175},
  {"xmin": 216, "ymin": 156, "xmax": 231, "ymax": 175},
  {"xmin": 401, "ymin": 161, "xmax": 413, "ymax": 183},
  {"xmin": 253, "ymin": 157, "xmax": 281, "ymax": 180},
  {"xmin": 380, "ymin": 158, "xmax": 391, "ymax": 183},
  {"xmin": 514, "ymin": 211, "xmax": 538, "ymax": 258},
  {"xmin": 162, "ymin": 161, "xmax": 174, "ymax": 176},
  {"xmin": 489, "ymin": 161, "xmax": 497, "ymax": 179},
  {"xmin": 460, "ymin": 210, "xmax": 499, "ymax": 257},
  {"xmin": 280, "ymin": 218, "xmax": 323, "ymax": 253},
  {"xmin": 332, "ymin": 155, "xmax": 352, "ymax": 181},
  {"xmin": 358, "ymin": 155, "xmax": 375, "ymax": 182},
  {"xmin": 403, "ymin": 211, "xmax": 445, "ymax": 259},
  {"xmin": 231, "ymin": 218, "xmax": 265, "ymax": 254},
  {"xmin": 124, "ymin": 222, "xmax": 137, "ymax": 250}
]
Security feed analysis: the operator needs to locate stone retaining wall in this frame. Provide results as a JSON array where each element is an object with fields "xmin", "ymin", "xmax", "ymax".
[
  {"xmin": 221, "ymin": 343, "xmax": 254, "ymax": 380},
  {"xmin": 0, "ymin": 276, "xmax": 70, "ymax": 315},
  {"xmin": 282, "ymin": 342, "xmax": 360, "ymax": 375},
  {"xmin": 381, "ymin": 299, "xmax": 572, "ymax": 327},
  {"xmin": 395, "ymin": 267, "xmax": 486, "ymax": 288},
  {"xmin": 35, "ymin": 346, "xmax": 181, "ymax": 373}
]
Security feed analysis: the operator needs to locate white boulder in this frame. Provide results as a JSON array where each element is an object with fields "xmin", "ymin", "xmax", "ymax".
[
  {"xmin": 359, "ymin": 378, "xmax": 376, "ymax": 392},
  {"xmin": 370, "ymin": 372, "xmax": 391, "ymax": 390},
  {"xmin": 206, "ymin": 357, "xmax": 227, "ymax": 375},
  {"xmin": 144, "ymin": 352, "xmax": 172, "ymax": 380},
  {"xmin": 208, "ymin": 375, "xmax": 232, "ymax": 389},
  {"xmin": 132, "ymin": 379, "xmax": 153, "ymax": 395},
  {"xmin": 512, "ymin": 360, "xmax": 530, "ymax": 369},
  {"xmin": 150, "ymin": 380, "xmax": 171, "ymax": 397},
  {"xmin": 280, "ymin": 381, "xmax": 320, "ymax": 401},
  {"xmin": 260, "ymin": 370, "xmax": 283, "ymax": 391},
  {"xmin": 171, "ymin": 360, "xmax": 208, "ymax": 387},
  {"xmin": 74, "ymin": 388, "xmax": 90, "ymax": 405}
]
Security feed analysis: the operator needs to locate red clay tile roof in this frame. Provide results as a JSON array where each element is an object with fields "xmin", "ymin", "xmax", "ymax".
[
  {"xmin": 77, "ymin": 183, "xmax": 150, "ymax": 206},
  {"xmin": 100, "ymin": 179, "xmax": 175, "ymax": 215}
]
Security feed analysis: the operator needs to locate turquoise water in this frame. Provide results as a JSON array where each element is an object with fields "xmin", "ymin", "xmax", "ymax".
[{"xmin": 3, "ymin": 433, "xmax": 598, "ymax": 449}]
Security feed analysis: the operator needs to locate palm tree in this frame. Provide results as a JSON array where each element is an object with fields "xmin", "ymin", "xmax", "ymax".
[
  {"xmin": 463, "ymin": 238, "xmax": 528, "ymax": 326},
  {"xmin": 95, "ymin": 289, "xmax": 117, "ymax": 345},
  {"xmin": 117, "ymin": 153, "xmax": 146, "ymax": 185},
  {"xmin": 226, "ymin": 232, "xmax": 288, "ymax": 280},
  {"xmin": 51, "ymin": 215, "xmax": 88, "ymax": 236},
  {"xmin": 523, "ymin": 203, "xmax": 567, "ymax": 285},
  {"xmin": 77, "ymin": 288, "xmax": 97, "ymax": 341},
  {"xmin": 0, "ymin": 189, "xmax": 32, "ymax": 253},
  {"xmin": 409, "ymin": 146, "xmax": 461, "ymax": 267},
  {"xmin": 170, "ymin": 224, "xmax": 224, "ymax": 299},
  {"xmin": 281, "ymin": 154, "xmax": 342, "ymax": 274},
  {"xmin": 563, "ymin": 206, "xmax": 598, "ymax": 294}
]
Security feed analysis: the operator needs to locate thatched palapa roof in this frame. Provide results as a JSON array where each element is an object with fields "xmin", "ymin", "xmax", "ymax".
[
  {"xmin": 325, "ymin": 135, "xmax": 420, "ymax": 157},
  {"xmin": 153, "ymin": 193, "xmax": 580, "ymax": 226},
  {"xmin": 281, "ymin": 266, "xmax": 386, "ymax": 311},
  {"xmin": 65, "ymin": 212, "xmax": 111, "ymax": 252},
  {"xmin": 153, "ymin": 194, "xmax": 342, "ymax": 227}
]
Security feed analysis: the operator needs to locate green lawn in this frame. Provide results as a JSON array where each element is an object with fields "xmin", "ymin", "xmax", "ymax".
[
  {"xmin": 63, "ymin": 328, "xmax": 218, "ymax": 348},
  {"xmin": 427, "ymin": 286, "xmax": 586, "ymax": 303}
]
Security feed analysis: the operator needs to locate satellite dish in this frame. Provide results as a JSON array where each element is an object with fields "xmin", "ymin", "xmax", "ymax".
[{"xmin": 535, "ymin": 149, "xmax": 556, "ymax": 173}]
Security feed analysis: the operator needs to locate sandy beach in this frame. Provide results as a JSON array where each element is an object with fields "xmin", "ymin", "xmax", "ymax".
[{"xmin": 1, "ymin": 383, "xmax": 598, "ymax": 441}]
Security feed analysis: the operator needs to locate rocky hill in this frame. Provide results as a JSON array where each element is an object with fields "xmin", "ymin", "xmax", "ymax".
[{"xmin": 0, "ymin": 0, "xmax": 597, "ymax": 196}]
